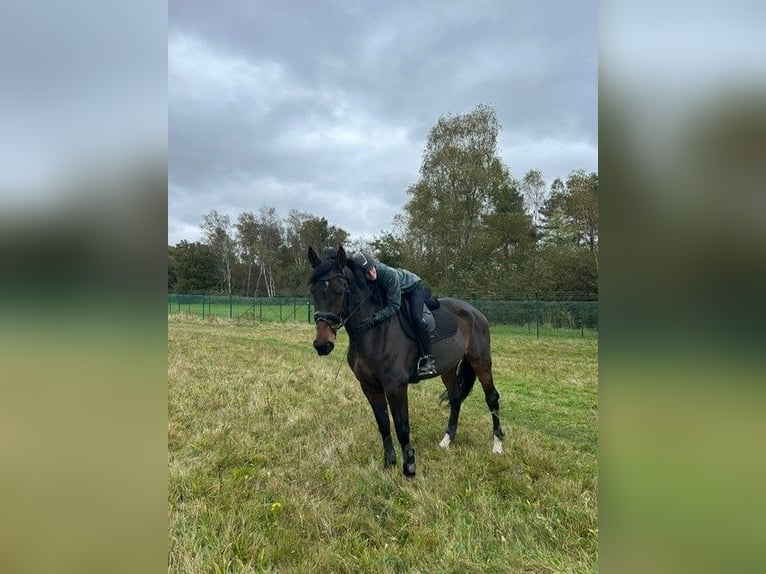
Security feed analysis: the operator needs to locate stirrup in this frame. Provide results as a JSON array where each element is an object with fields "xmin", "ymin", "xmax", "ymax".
[{"xmin": 417, "ymin": 356, "xmax": 437, "ymax": 376}]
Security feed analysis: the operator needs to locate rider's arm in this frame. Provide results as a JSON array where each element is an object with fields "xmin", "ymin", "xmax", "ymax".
[{"xmin": 374, "ymin": 267, "xmax": 401, "ymax": 322}]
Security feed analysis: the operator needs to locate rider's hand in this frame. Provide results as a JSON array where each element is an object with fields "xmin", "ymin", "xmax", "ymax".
[{"xmin": 357, "ymin": 318, "xmax": 377, "ymax": 334}]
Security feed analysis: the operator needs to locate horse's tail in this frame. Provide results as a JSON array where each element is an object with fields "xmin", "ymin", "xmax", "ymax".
[{"xmin": 438, "ymin": 358, "xmax": 476, "ymax": 405}]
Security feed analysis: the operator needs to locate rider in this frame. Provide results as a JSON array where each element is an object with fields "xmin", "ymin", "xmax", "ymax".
[{"xmin": 350, "ymin": 250, "xmax": 437, "ymax": 378}]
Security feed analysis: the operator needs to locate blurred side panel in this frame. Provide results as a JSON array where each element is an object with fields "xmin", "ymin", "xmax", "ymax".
[
  {"xmin": 600, "ymin": 2, "xmax": 766, "ymax": 573},
  {"xmin": 0, "ymin": 2, "xmax": 168, "ymax": 574}
]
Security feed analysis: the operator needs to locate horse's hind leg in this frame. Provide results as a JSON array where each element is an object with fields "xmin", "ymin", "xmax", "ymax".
[
  {"xmin": 360, "ymin": 379, "xmax": 397, "ymax": 469},
  {"xmin": 473, "ymin": 360, "xmax": 505, "ymax": 454},
  {"xmin": 385, "ymin": 383, "xmax": 416, "ymax": 478},
  {"xmin": 438, "ymin": 368, "xmax": 462, "ymax": 449}
]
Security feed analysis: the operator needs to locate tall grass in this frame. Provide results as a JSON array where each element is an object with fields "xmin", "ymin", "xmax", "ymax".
[{"xmin": 168, "ymin": 315, "xmax": 598, "ymax": 573}]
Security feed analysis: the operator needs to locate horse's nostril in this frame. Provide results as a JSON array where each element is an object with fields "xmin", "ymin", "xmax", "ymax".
[{"xmin": 314, "ymin": 341, "xmax": 335, "ymax": 356}]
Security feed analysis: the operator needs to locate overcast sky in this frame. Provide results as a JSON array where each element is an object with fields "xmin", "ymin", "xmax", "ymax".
[{"xmin": 168, "ymin": 0, "xmax": 597, "ymax": 246}]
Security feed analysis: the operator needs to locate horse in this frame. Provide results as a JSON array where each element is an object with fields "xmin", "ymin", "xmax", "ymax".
[{"xmin": 307, "ymin": 245, "xmax": 505, "ymax": 477}]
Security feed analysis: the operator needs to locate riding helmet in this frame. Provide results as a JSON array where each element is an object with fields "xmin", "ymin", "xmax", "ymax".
[{"xmin": 350, "ymin": 250, "xmax": 377, "ymax": 274}]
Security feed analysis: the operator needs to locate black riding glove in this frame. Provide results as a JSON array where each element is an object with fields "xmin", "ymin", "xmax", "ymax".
[
  {"xmin": 357, "ymin": 318, "xmax": 377, "ymax": 334},
  {"xmin": 372, "ymin": 311, "xmax": 386, "ymax": 323},
  {"xmin": 358, "ymin": 312, "xmax": 388, "ymax": 334}
]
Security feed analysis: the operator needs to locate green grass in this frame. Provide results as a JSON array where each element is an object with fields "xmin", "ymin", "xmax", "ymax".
[{"xmin": 168, "ymin": 315, "xmax": 598, "ymax": 573}]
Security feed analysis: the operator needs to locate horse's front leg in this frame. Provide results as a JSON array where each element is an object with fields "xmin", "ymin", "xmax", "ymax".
[
  {"xmin": 360, "ymin": 379, "xmax": 397, "ymax": 469},
  {"xmin": 438, "ymin": 369, "xmax": 462, "ymax": 448},
  {"xmin": 386, "ymin": 383, "xmax": 416, "ymax": 478}
]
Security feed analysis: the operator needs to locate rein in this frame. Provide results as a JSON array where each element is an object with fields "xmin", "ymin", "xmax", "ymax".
[{"xmin": 340, "ymin": 288, "xmax": 372, "ymax": 331}]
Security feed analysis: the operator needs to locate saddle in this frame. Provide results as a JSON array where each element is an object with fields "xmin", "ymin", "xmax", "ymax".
[{"xmin": 398, "ymin": 294, "xmax": 458, "ymax": 343}]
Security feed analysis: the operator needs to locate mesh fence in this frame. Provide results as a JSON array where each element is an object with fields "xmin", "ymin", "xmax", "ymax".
[
  {"xmin": 467, "ymin": 299, "xmax": 598, "ymax": 330},
  {"xmin": 168, "ymin": 294, "xmax": 313, "ymax": 323},
  {"xmin": 168, "ymin": 293, "xmax": 598, "ymax": 335}
]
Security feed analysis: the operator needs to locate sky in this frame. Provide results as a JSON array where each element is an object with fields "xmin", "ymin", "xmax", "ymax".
[{"xmin": 168, "ymin": 0, "xmax": 598, "ymax": 246}]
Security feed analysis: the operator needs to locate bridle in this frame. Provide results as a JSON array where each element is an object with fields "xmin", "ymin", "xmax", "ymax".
[{"xmin": 312, "ymin": 269, "xmax": 371, "ymax": 334}]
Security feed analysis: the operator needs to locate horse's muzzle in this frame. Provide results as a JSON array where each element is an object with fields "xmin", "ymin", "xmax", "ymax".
[
  {"xmin": 313, "ymin": 312, "xmax": 340, "ymax": 356},
  {"xmin": 313, "ymin": 340, "xmax": 335, "ymax": 356}
]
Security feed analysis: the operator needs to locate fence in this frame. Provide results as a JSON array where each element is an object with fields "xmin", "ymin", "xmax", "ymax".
[
  {"xmin": 168, "ymin": 293, "xmax": 598, "ymax": 337},
  {"xmin": 168, "ymin": 294, "xmax": 314, "ymax": 323}
]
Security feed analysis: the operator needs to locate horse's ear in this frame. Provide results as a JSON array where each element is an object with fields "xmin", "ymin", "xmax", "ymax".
[
  {"xmin": 336, "ymin": 245, "xmax": 347, "ymax": 268},
  {"xmin": 307, "ymin": 246, "xmax": 321, "ymax": 269}
]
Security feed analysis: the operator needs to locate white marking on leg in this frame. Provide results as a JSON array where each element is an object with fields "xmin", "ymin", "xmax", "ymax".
[
  {"xmin": 492, "ymin": 435, "xmax": 503, "ymax": 454},
  {"xmin": 439, "ymin": 433, "xmax": 451, "ymax": 449}
]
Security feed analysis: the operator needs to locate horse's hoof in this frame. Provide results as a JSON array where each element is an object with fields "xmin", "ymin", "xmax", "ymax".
[
  {"xmin": 402, "ymin": 445, "xmax": 416, "ymax": 477},
  {"xmin": 439, "ymin": 433, "xmax": 451, "ymax": 449},
  {"xmin": 384, "ymin": 451, "xmax": 397, "ymax": 469},
  {"xmin": 492, "ymin": 436, "xmax": 503, "ymax": 454}
]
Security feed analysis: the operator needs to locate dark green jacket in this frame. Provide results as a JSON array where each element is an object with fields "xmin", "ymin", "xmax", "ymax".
[{"xmin": 372, "ymin": 263, "xmax": 422, "ymax": 322}]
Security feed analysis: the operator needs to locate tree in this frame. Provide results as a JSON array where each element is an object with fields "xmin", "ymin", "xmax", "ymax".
[
  {"xmin": 520, "ymin": 169, "xmax": 548, "ymax": 238},
  {"xmin": 478, "ymin": 166, "xmax": 534, "ymax": 297},
  {"xmin": 536, "ymin": 172, "xmax": 598, "ymax": 296},
  {"xmin": 168, "ymin": 245, "xmax": 178, "ymax": 291},
  {"xmin": 541, "ymin": 177, "xmax": 576, "ymax": 246},
  {"xmin": 566, "ymin": 170, "xmax": 598, "ymax": 253},
  {"xmin": 168, "ymin": 240, "xmax": 218, "ymax": 293},
  {"xmin": 281, "ymin": 210, "xmax": 349, "ymax": 294},
  {"xmin": 236, "ymin": 211, "xmax": 258, "ymax": 296},
  {"xmin": 369, "ymin": 230, "xmax": 407, "ymax": 269},
  {"xmin": 403, "ymin": 103, "xmax": 531, "ymax": 295},
  {"xmin": 201, "ymin": 210, "xmax": 237, "ymax": 295},
  {"xmin": 236, "ymin": 207, "xmax": 282, "ymax": 297}
]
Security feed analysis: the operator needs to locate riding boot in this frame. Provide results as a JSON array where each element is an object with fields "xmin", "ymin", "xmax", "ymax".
[{"xmin": 416, "ymin": 321, "xmax": 437, "ymax": 377}]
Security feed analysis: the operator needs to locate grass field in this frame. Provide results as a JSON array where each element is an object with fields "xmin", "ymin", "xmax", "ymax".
[{"xmin": 168, "ymin": 315, "xmax": 598, "ymax": 573}]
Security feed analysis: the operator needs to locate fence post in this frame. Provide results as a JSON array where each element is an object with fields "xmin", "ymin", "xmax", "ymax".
[
  {"xmin": 536, "ymin": 293, "xmax": 540, "ymax": 340},
  {"xmin": 202, "ymin": 295, "xmax": 205, "ymax": 319},
  {"xmin": 259, "ymin": 300, "xmax": 263, "ymax": 322},
  {"xmin": 229, "ymin": 294, "xmax": 233, "ymax": 319},
  {"xmin": 293, "ymin": 300, "xmax": 297, "ymax": 322},
  {"xmin": 527, "ymin": 295, "xmax": 532, "ymax": 333},
  {"xmin": 307, "ymin": 300, "xmax": 311, "ymax": 323}
]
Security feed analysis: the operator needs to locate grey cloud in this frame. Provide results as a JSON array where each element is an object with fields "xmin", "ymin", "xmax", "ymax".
[{"xmin": 168, "ymin": 0, "xmax": 597, "ymax": 244}]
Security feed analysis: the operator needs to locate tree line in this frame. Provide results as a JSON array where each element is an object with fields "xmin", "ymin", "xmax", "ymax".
[{"xmin": 168, "ymin": 104, "xmax": 597, "ymax": 300}]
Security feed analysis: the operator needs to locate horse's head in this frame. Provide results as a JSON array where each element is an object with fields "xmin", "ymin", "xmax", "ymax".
[{"xmin": 307, "ymin": 245, "xmax": 350, "ymax": 355}]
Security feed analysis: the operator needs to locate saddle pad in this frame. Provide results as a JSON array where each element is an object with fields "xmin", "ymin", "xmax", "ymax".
[
  {"xmin": 398, "ymin": 300, "xmax": 458, "ymax": 343},
  {"xmin": 427, "ymin": 305, "xmax": 459, "ymax": 342}
]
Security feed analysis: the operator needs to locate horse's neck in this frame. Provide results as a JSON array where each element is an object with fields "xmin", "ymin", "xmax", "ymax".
[
  {"xmin": 347, "ymin": 293, "xmax": 379, "ymax": 326},
  {"xmin": 344, "ymin": 275, "xmax": 379, "ymax": 322},
  {"xmin": 345, "ymin": 286, "xmax": 387, "ymax": 343}
]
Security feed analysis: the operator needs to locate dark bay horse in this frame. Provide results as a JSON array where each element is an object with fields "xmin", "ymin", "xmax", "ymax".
[{"xmin": 307, "ymin": 245, "xmax": 504, "ymax": 477}]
